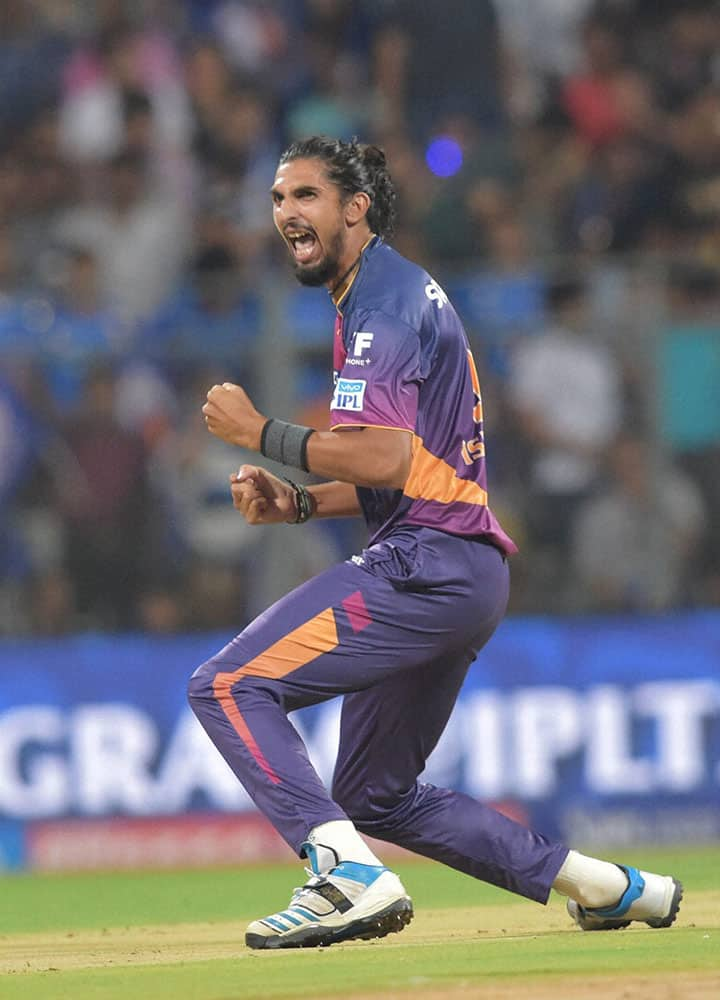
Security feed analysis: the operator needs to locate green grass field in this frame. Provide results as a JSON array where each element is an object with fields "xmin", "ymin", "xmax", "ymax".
[{"xmin": 1, "ymin": 846, "xmax": 718, "ymax": 1000}]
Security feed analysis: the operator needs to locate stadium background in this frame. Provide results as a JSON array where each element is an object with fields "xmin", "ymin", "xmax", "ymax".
[{"xmin": 1, "ymin": 0, "xmax": 719, "ymax": 877}]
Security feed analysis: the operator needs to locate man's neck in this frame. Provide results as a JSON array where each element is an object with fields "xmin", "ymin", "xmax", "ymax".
[{"xmin": 329, "ymin": 233, "xmax": 375, "ymax": 306}]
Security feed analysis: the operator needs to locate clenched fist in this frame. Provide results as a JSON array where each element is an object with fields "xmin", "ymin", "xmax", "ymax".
[
  {"xmin": 202, "ymin": 382, "xmax": 266, "ymax": 449},
  {"xmin": 230, "ymin": 466, "xmax": 300, "ymax": 525}
]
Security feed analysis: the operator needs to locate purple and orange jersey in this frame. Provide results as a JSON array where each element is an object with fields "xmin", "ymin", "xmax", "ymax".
[
  {"xmin": 330, "ymin": 237, "xmax": 517, "ymax": 555},
  {"xmin": 186, "ymin": 246, "xmax": 573, "ymax": 899}
]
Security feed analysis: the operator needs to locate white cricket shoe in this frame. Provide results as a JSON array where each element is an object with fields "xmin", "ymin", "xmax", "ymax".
[
  {"xmin": 567, "ymin": 865, "xmax": 683, "ymax": 931},
  {"xmin": 245, "ymin": 861, "xmax": 413, "ymax": 949}
]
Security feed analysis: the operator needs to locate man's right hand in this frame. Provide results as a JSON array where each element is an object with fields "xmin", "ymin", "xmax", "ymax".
[{"xmin": 230, "ymin": 466, "xmax": 297, "ymax": 525}]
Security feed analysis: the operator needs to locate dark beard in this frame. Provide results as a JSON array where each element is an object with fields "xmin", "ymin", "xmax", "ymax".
[
  {"xmin": 293, "ymin": 256, "xmax": 338, "ymax": 286},
  {"xmin": 292, "ymin": 231, "xmax": 343, "ymax": 287}
]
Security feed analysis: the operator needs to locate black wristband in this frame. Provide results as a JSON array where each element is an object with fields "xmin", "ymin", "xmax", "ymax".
[
  {"xmin": 283, "ymin": 478, "xmax": 314, "ymax": 524},
  {"xmin": 260, "ymin": 418, "xmax": 314, "ymax": 471},
  {"xmin": 260, "ymin": 418, "xmax": 272, "ymax": 457}
]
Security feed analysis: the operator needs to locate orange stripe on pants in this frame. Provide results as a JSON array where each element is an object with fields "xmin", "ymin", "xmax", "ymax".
[{"xmin": 212, "ymin": 607, "xmax": 339, "ymax": 783}]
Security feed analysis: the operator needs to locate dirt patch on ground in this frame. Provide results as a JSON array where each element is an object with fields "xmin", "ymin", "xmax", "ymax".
[
  {"xmin": 343, "ymin": 972, "xmax": 720, "ymax": 1000},
  {"xmin": 0, "ymin": 921, "xmax": 249, "ymax": 974},
  {"xmin": 0, "ymin": 892, "xmax": 716, "ymax": 994},
  {"xmin": 1, "ymin": 907, "xmax": 570, "ymax": 975}
]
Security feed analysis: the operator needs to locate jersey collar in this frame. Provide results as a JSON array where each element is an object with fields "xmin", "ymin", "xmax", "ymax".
[{"xmin": 332, "ymin": 234, "xmax": 380, "ymax": 312}]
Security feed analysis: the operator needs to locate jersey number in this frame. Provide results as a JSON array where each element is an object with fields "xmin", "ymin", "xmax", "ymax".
[{"xmin": 461, "ymin": 349, "xmax": 485, "ymax": 466}]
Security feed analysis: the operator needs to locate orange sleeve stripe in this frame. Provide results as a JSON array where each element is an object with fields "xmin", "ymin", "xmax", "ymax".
[
  {"xmin": 329, "ymin": 423, "xmax": 414, "ymax": 434},
  {"xmin": 404, "ymin": 435, "xmax": 488, "ymax": 507},
  {"xmin": 211, "ymin": 607, "xmax": 339, "ymax": 783}
]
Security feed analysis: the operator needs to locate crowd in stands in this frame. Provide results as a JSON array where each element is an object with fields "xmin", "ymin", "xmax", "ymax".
[{"xmin": 1, "ymin": 0, "xmax": 719, "ymax": 634}]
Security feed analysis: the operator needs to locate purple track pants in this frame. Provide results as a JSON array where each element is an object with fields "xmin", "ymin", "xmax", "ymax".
[{"xmin": 188, "ymin": 526, "xmax": 568, "ymax": 903}]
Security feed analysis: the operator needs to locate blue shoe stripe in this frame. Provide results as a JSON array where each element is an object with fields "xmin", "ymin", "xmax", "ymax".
[
  {"xmin": 262, "ymin": 915, "xmax": 290, "ymax": 932},
  {"xmin": 332, "ymin": 862, "xmax": 387, "ymax": 887},
  {"xmin": 590, "ymin": 866, "xmax": 645, "ymax": 918},
  {"xmin": 289, "ymin": 905, "xmax": 318, "ymax": 921},
  {"xmin": 278, "ymin": 910, "xmax": 303, "ymax": 927}
]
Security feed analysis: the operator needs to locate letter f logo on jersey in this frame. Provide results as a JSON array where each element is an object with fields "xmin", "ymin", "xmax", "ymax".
[{"xmin": 352, "ymin": 331, "xmax": 374, "ymax": 356}]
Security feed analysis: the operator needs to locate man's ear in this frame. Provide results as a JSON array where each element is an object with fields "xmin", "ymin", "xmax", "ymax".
[{"xmin": 345, "ymin": 191, "xmax": 371, "ymax": 227}]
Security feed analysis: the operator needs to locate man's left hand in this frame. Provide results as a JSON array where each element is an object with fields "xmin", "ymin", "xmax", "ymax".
[{"xmin": 202, "ymin": 382, "xmax": 265, "ymax": 450}]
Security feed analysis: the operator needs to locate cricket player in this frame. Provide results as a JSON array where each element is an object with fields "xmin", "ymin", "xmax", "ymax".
[{"xmin": 191, "ymin": 136, "xmax": 682, "ymax": 949}]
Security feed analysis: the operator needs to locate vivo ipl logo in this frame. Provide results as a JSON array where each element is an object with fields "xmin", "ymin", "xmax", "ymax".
[{"xmin": 332, "ymin": 377, "xmax": 367, "ymax": 412}]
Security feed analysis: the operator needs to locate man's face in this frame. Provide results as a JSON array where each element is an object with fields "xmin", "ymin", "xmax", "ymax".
[{"xmin": 271, "ymin": 158, "xmax": 346, "ymax": 287}]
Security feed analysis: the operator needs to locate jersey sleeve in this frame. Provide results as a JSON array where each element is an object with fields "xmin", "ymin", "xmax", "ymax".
[{"xmin": 330, "ymin": 311, "xmax": 421, "ymax": 431}]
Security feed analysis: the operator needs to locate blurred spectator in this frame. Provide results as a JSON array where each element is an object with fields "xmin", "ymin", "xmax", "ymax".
[
  {"xmin": 136, "ymin": 580, "xmax": 187, "ymax": 634},
  {"xmin": 562, "ymin": 136, "xmax": 676, "ymax": 254},
  {"xmin": 3, "ymin": 111, "xmax": 79, "ymax": 288},
  {"xmin": 649, "ymin": 3, "xmax": 720, "ymax": 113},
  {"xmin": 418, "ymin": 114, "xmax": 521, "ymax": 265},
  {"xmin": 1, "ymin": 0, "xmax": 719, "ymax": 632},
  {"xmin": 497, "ymin": 0, "xmax": 596, "ymax": 123},
  {"xmin": 148, "ymin": 369, "xmax": 259, "ymax": 575},
  {"xmin": 58, "ymin": 16, "xmax": 190, "ymax": 163},
  {"xmin": 0, "ymin": 374, "xmax": 46, "ymax": 632},
  {"xmin": 508, "ymin": 275, "xmax": 622, "ymax": 604},
  {"xmin": 27, "ymin": 568, "xmax": 76, "ymax": 636},
  {"xmin": 659, "ymin": 262, "xmax": 720, "ymax": 604},
  {"xmin": 446, "ymin": 210, "xmax": 545, "ymax": 380},
  {"xmin": 112, "ymin": 360, "xmax": 179, "ymax": 451},
  {"xmin": 285, "ymin": 38, "xmax": 370, "ymax": 141},
  {"xmin": 142, "ymin": 244, "xmax": 260, "ymax": 373},
  {"xmin": 248, "ymin": 518, "xmax": 345, "ymax": 616},
  {"xmin": 194, "ymin": 0, "xmax": 305, "ymax": 107},
  {"xmin": 0, "ymin": 226, "xmax": 20, "ymax": 299},
  {"xmin": 571, "ymin": 433, "xmax": 706, "ymax": 611},
  {"xmin": 665, "ymin": 87, "xmax": 720, "ymax": 252},
  {"xmin": 183, "ymin": 559, "xmax": 248, "ymax": 630},
  {"xmin": 0, "ymin": 1, "xmax": 71, "ymax": 131},
  {"xmin": 374, "ymin": 0, "xmax": 505, "ymax": 140},
  {"xmin": 498, "ymin": 0, "xmax": 596, "ymax": 79},
  {"xmin": 372, "ymin": 133, "xmax": 432, "ymax": 261},
  {"xmin": 52, "ymin": 365, "xmax": 152, "ymax": 629},
  {"xmin": 561, "ymin": 14, "xmax": 656, "ymax": 148},
  {"xmin": 191, "ymin": 83, "xmax": 280, "ymax": 272},
  {"xmin": 185, "ymin": 40, "xmax": 234, "ymax": 160},
  {"xmin": 286, "ymin": 1, "xmax": 375, "ymax": 141},
  {"xmin": 53, "ymin": 149, "xmax": 191, "ymax": 323},
  {"xmin": 40, "ymin": 246, "xmax": 127, "ymax": 412}
]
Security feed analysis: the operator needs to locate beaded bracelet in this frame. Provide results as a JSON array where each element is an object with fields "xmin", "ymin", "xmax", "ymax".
[{"xmin": 283, "ymin": 478, "xmax": 314, "ymax": 524}]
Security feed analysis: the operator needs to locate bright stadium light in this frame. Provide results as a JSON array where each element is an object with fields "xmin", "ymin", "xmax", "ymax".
[{"xmin": 425, "ymin": 136, "xmax": 464, "ymax": 177}]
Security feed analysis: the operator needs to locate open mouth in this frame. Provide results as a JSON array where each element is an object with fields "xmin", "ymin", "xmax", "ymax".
[{"xmin": 285, "ymin": 227, "xmax": 319, "ymax": 264}]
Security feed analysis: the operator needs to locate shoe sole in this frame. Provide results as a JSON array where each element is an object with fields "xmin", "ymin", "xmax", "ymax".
[
  {"xmin": 245, "ymin": 896, "xmax": 414, "ymax": 950},
  {"xmin": 570, "ymin": 878, "xmax": 684, "ymax": 931}
]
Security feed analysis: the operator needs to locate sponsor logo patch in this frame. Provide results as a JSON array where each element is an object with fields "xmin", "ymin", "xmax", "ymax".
[
  {"xmin": 331, "ymin": 377, "xmax": 367, "ymax": 411},
  {"xmin": 352, "ymin": 331, "xmax": 374, "ymax": 356}
]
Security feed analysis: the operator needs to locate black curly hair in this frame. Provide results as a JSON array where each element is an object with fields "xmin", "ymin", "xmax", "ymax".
[{"xmin": 278, "ymin": 136, "xmax": 397, "ymax": 239}]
